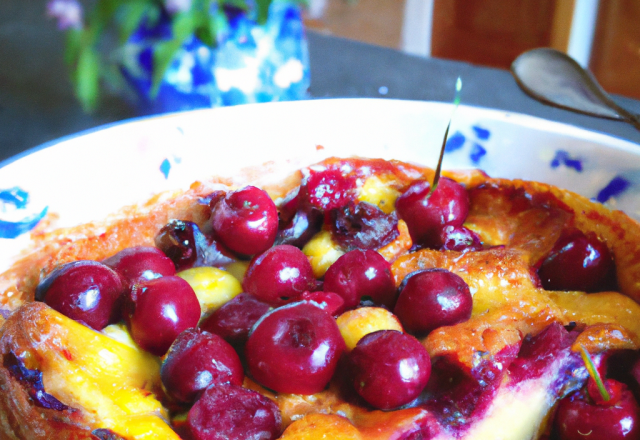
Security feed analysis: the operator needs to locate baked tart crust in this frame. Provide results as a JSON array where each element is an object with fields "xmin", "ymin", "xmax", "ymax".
[{"xmin": 0, "ymin": 157, "xmax": 639, "ymax": 439}]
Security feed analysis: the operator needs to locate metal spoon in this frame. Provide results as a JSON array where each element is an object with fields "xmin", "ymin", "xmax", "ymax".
[{"xmin": 511, "ymin": 48, "xmax": 640, "ymax": 132}]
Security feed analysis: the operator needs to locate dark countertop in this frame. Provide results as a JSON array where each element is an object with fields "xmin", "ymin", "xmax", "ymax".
[{"xmin": 2, "ymin": 0, "xmax": 640, "ymax": 165}]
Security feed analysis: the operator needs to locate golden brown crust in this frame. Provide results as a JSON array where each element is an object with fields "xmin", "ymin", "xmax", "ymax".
[
  {"xmin": 463, "ymin": 178, "xmax": 640, "ymax": 303},
  {"xmin": 0, "ymin": 303, "xmax": 94, "ymax": 440}
]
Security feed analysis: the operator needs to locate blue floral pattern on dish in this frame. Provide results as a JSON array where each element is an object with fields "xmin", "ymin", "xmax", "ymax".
[
  {"xmin": 160, "ymin": 158, "xmax": 172, "ymax": 179},
  {"xmin": 445, "ymin": 131, "xmax": 466, "ymax": 153},
  {"xmin": 443, "ymin": 125, "xmax": 491, "ymax": 166},
  {"xmin": 0, "ymin": 187, "xmax": 48, "ymax": 239},
  {"xmin": 472, "ymin": 125, "xmax": 491, "ymax": 141},
  {"xmin": 551, "ymin": 150, "xmax": 583, "ymax": 172},
  {"xmin": 469, "ymin": 143, "xmax": 487, "ymax": 164},
  {"xmin": 596, "ymin": 176, "xmax": 631, "ymax": 203}
]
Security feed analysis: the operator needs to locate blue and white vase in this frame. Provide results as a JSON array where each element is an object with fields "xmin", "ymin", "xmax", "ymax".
[{"xmin": 118, "ymin": 1, "xmax": 310, "ymax": 114}]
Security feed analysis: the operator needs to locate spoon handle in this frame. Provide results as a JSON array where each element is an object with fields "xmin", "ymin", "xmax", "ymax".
[{"xmin": 614, "ymin": 105, "xmax": 640, "ymax": 132}]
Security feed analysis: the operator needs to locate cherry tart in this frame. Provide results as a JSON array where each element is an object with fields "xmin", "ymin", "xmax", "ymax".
[{"xmin": 1, "ymin": 157, "xmax": 640, "ymax": 440}]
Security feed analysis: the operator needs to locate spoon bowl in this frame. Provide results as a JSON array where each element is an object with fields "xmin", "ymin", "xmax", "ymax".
[{"xmin": 511, "ymin": 48, "xmax": 640, "ymax": 131}]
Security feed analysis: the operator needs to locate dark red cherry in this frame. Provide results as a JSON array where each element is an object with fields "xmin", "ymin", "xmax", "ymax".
[
  {"xmin": 394, "ymin": 269, "xmax": 472, "ymax": 335},
  {"xmin": 125, "ymin": 276, "xmax": 201, "ymax": 356},
  {"xmin": 275, "ymin": 189, "xmax": 324, "ymax": 248},
  {"xmin": 305, "ymin": 168, "xmax": 356, "ymax": 210},
  {"xmin": 349, "ymin": 330, "xmax": 431, "ymax": 410},
  {"xmin": 188, "ymin": 383, "xmax": 282, "ymax": 440},
  {"xmin": 395, "ymin": 178, "xmax": 469, "ymax": 248},
  {"xmin": 36, "ymin": 260, "xmax": 125, "ymax": 330},
  {"xmin": 246, "ymin": 302, "xmax": 345, "ymax": 394},
  {"xmin": 555, "ymin": 381, "xmax": 640, "ymax": 440},
  {"xmin": 331, "ymin": 202, "xmax": 399, "ymax": 250},
  {"xmin": 103, "ymin": 246, "xmax": 175, "ymax": 282},
  {"xmin": 301, "ymin": 291, "xmax": 345, "ymax": 316},
  {"xmin": 631, "ymin": 357, "xmax": 640, "ymax": 398},
  {"xmin": 204, "ymin": 190, "xmax": 227, "ymax": 211},
  {"xmin": 243, "ymin": 245, "xmax": 315, "ymax": 305},
  {"xmin": 323, "ymin": 249, "xmax": 396, "ymax": 310},
  {"xmin": 200, "ymin": 293, "xmax": 272, "ymax": 347},
  {"xmin": 538, "ymin": 229, "xmax": 615, "ymax": 292},
  {"xmin": 161, "ymin": 328, "xmax": 243, "ymax": 404},
  {"xmin": 155, "ymin": 220, "xmax": 203, "ymax": 270},
  {"xmin": 211, "ymin": 186, "xmax": 278, "ymax": 256},
  {"xmin": 439, "ymin": 225, "xmax": 483, "ymax": 252},
  {"xmin": 155, "ymin": 220, "xmax": 234, "ymax": 271}
]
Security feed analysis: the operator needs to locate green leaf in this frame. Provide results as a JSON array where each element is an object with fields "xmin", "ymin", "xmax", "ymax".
[
  {"xmin": 64, "ymin": 29, "xmax": 84, "ymax": 66},
  {"xmin": 255, "ymin": 0, "xmax": 272, "ymax": 24},
  {"xmin": 75, "ymin": 47, "xmax": 101, "ymax": 112},
  {"xmin": 223, "ymin": 0, "xmax": 251, "ymax": 11},
  {"xmin": 195, "ymin": 27, "xmax": 214, "ymax": 47},
  {"xmin": 191, "ymin": 0, "xmax": 217, "ymax": 47},
  {"xmin": 117, "ymin": 1, "xmax": 154, "ymax": 44},
  {"xmin": 150, "ymin": 11, "xmax": 198, "ymax": 97}
]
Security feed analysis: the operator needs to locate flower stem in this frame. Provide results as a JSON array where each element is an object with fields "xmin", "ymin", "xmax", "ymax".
[{"xmin": 430, "ymin": 77, "xmax": 463, "ymax": 196}]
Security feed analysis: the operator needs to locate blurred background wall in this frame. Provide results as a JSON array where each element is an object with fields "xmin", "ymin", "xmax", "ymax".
[{"xmin": 304, "ymin": 0, "xmax": 640, "ymax": 100}]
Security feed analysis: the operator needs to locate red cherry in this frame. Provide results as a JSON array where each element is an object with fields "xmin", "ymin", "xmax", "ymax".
[
  {"xmin": 588, "ymin": 378, "xmax": 625, "ymax": 406},
  {"xmin": 323, "ymin": 249, "xmax": 396, "ymax": 310},
  {"xmin": 36, "ymin": 261, "xmax": 125, "ymax": 330},
  {"xmin": 188, "ymin": 384, "xmax": 282, "ymax": 440},
  {"xmin": 631, "ymin": 357, "xmax": 640, "ymax": 399},
  {"xmin": 305, "ymin": 168, "xmax": 356, "ymax": 210},
  {"xmin": 538, "ymin": 229, "xmax": 616, "ymax": 292},
  {"xmin": 243, "ymin": 245, "xmax": 315, "ymax": 305},
  {"xmin": 125, "ymin": 276, "xmax": 201, "ymax": 356},
  {"xmin": 275, "ymin": 188, "xmax": 324, "ymax": 248},
  {"xmin": 395, "ymin": 178, "xmax": 469, "ymax": 249},
  {"xmin": 211, "ymin": 186, "xmax": 278, "ymax": 256},
  {"xmin": 103, "ymin": 246, "xmax": 175, "ymax": 282},
  {"xmin": 204, "ymin": 190, "xmax": 227, "ymax": 211},
  {"xmin": 246, "ymin": 302, "xmax": 345, "ymax": 394},
  {"xmin": 330, "ymin": 202, "xmax": 399, "ymax": 250},
  {"xmin": 439, "ymin": 225, "xmax": 483, "ymax": 252},
  {"xmin": 349, "ymin": 330, "xmax": 431, "ymax": 410},
  {"xmin": 161, "ymin": 328, "xmax": 243, "ymax": 404},
  {"xmin": 155, "ymin": 220, "xmax": 235, "ymax": 271},
  {"xmin": 394, "ymin": 269, "xmax": 472, "ymax": 335},
  {"xmin": 155, "ymin": 220, "xmax": 204, "ymax": 271},
  {"xmin": 555, "ymin": 382, "xmax": 640, "ymax": 440},
  {"xmin": 200, "ymin": 293, "xmax": 272, "ymax": 347},
  {"xmin": 301, "ymin": 291, "xmax": 345, "ymax": 316}
]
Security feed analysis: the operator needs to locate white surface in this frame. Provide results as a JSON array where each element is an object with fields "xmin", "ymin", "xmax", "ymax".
[
  {"xmin": 567, "ymin": 0, "xmax": 600, "ymax": 67},
  {"xmin": 1, "ymin": 98, "xmax": 639, "ymax": 270},
  {"xmin": 401, "ymin": 0, "xmax": 434, "ymax": 57}
]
